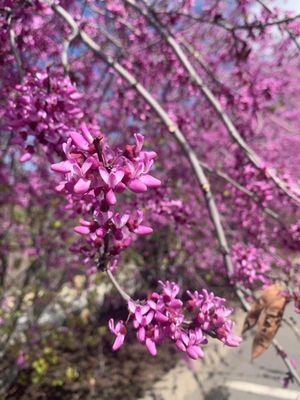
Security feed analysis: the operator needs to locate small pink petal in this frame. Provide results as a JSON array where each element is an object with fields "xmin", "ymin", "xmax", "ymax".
[
  {"xmin": 137, "ymin": 327, "xmax": 146, "ymax": 342},
  {"xmin": 114, "ymin": 170, "xmax": 125, "ymax": 186},
  {"xmin": 51, "ymin": 161, "xmax": 72, "ymax": 173},
  {"xmin": 176, "ymin": 340, "xmax": 187, "ymax": 353},
  {"xmin": 127, "ymin": 179, "xmax": 147, "ymax": 193},
  {"xmin": 155, "ymin": 311, "xmax": 169, "ymax": 322},
  {"xmin": 55, "ymin": 182, "xmax": 66, "ymax": 192},
  {"xmin": 145, "ymin": 311, "xmax": 154, "ymax": 324},
  {"xmin": 140, "ymin": 174, "xmax": 161, "ymax": 187},
  {"xmin": 79, "ymin": 219, "xmax": 91, "ymax": 227},
  {"xmin": 80, "ymin": 122, "xmax": 94, "ymax": 143},
  {"xmin": 106, "ymin": 189, "xmax": 116, "ymax": 205},
  {"xmin": 74, "ymin": 226, "xmax": 90, "ymax": 235},
  {"xmin": 99, "ymin": 167, "xmax": 109, "ymax": 184},
  {"xmin": 81, "ymin": 157, "xmax": 94, "ymax": 175},
  {"xmin": 134, "ymin": 225, "xmax": 153, "ymax": 236},
  {"xmin": 134, "ymin": 133, "xmax": 144, "ymax": 153},
  {"xmin": 112, "ymin": 334, "xmax": 124, "ymax": 351},
  {"xmin": 186, "ymin": 346, "xmax": 204, "ymax": 360},
  {"xmin": 146, "ymin": 338, "xmax": 157, "ymax": 356},
  {"xmin": 70, "ymin": 131, "xmax": 89, "ymax": 150},
  {"xmin": 96, "ymin": 228, "xmax": 106, "ymax": 238},
  {"xmin": 128, "ymin": 300, "xmax": 136, "ymax": 313},
  {"xmin": 74, "ymin": 178, "xmax": 91, "ymax": 194},
  {"xmin": 135, "ymin": 307, "xmax": 143, "ymax": 324},
  {"xmin": 20, "ymin": 152, "xmax": 32, "ymax": 163}
]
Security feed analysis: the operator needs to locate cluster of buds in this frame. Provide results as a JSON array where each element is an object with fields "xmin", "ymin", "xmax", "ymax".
[
  {"xmin": 109, "ymin": 281, "xmax": 241, "ymax": 359},
  {"xmin": 51, "ymin": 128, "xmax": 161, "ymax": 269},
  {"xmin": 231, "ymin": 243, "xmax": 270, "ymax": 288}
]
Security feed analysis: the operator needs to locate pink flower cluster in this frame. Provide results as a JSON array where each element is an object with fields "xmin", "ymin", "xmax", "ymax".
[
  {"xmin": 4, "ymin": 71, "xmax": 83, "ymax": 162},
  {"xmin": 51, "ymin": 129, "xmax": 161, "ymax": 268},
  {"xmin": 109, "ymin": 281, "xmax": 241, "ymax": 359},
  {"xmin": 231, "ymin": 243, "xmax": 270, "ymax": 288}
]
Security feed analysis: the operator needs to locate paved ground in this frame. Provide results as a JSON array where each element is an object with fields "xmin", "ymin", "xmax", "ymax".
[
  {"xmin": 187, "ymin": 304, "xmax": 300, "ymax": 400},
  {"xmin": 142, "ymin": 305, "xmax": 300, "ymax": 400}
]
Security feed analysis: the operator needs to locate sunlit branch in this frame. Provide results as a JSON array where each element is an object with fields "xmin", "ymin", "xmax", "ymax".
[{"xmin": 7, "ymin": 14, "xmax": 24, "ymax": 82}]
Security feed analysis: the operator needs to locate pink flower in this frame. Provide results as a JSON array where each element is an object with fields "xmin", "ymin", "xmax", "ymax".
[
  {"xmin": 108, "ymin": 319, "xmax": 126, "ymax": 351},
  {"xmin": 175, "ymin": 328, "xmax": 207, "ymax": 360},
  {"xmin": 99, "ymin": 167, "xmax": 125, "ymax": 205}
]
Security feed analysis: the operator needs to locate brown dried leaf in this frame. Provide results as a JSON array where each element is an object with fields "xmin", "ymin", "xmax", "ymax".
[
  {"xmin": 260, "ymin": 284, "xmax": 283, "ymax": 307},
  {"xmin": 242, "ymin": 299, "xmax": 263, "ymax": 334},
  {"xmin": 251, "ymin": 284, "xmax": 286, "ymax": 359}
]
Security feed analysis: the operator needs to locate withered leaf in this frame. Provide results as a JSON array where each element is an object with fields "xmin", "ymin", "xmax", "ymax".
[
  {"xmin": 251, "ymin": 284, "xmax": 286, "ymax": 359},
  {"xmin": 242, "ymin": 299, "xmax": 263, "ymax": 334}
]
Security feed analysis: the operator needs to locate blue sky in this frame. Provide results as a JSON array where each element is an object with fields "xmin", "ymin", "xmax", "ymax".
[{"xmin": 269, "ymin": 0, "xmax": 300, "ymax": 13}]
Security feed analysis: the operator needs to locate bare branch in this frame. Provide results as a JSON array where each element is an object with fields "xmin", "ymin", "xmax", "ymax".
[
  {"xmin": 7, "ymin": 14, "xmax": 23, "ymax": 82},
  {"xmin": 106, "ymin": 269, "xmax": 131, "ymax": 302},
  {"xmin": 61, "ymin": 20, "xmax": 78, "ymax": 75},
  {"xmin": 199, "ymin": 160, "xmax": 283, "ymax": 224}
]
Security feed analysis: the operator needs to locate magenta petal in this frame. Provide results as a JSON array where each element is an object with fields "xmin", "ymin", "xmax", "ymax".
[
  {"xmin": 134, "ymin": 133, "xmax": 144, "ymax": 153},
  {"xmin": 186, "ymin": 346, "xmax": 204, "ymax": 360},
  {"xmin": 110, "ymin": 170, "xmax": 124, "ymax": 187},
  {"xmin": 81, "ymin": 157, "xmax": 93, "ymax": 175},
  {"xmin": 74, "ymin": 178, "xmax": 91, "ymax": 193},
  {"xmin": 181, "ymin": 332, "xmax": 189, "ymax": 347},
  {"xmin": 96, "ymin": 228, "xmax": 106, "ymax": 238},
  {"xmin": 176, "ymin": 340, "xmax": 187, "ymax": 353},
  {"xmin": 137, "ymin": 327, "xmax": 146, "ymax": 342},
  {"xmin": 74, "ymin": 226, "xmax": 90, "ymax": 235},
  {"xmin": 128, "ymin": 300, "xmax": 136, "ymax": 314},
  {"xmin": 224, "ymin": 334, "xmax": 242, "ymax": 347},
  {"xmin": 127, "ymin": 179, "xmax": 147, "ymax": 193},
  {"xmin": 147, "ymin": 151, "xmax": 157, "ymax": 159},
  {"xmin": 106, "ymin": 189, "xmax": 116, "ymax": 205},
  {"xmin": 145, "ymin": 311, "xmax": 154, "ymax": 324},
  {"xmin": 80, "ymin": 122, "xmax": 94, "ymax": 143},
  {"xmin": 140, "ymin": 305, "xmax": 150, "ymax": 315},
  {"xmin": 134, "ymin": 225, "xmax": 153, "ymax": 236},
  {"xmin": 140, "ymin": 174, "xmax": 161, "ymax": 187},
  {"xmin": 55, "ymin": 182, "xmax": 66, "ymax": 192},
  {"xmin": 70, "ymin": 131, "xmax": 89, "ymax": 150},
  {"xmin": 115, "ymin": 182, "xmax": 126, "ymax": 192},
  {"xmin": 20, "ymin": 152, "xmax": 32, "ymax": 163},
  {"xmin": 133, "ymin": 320, "xmax": 139, "ymax": 329},
  {"xmin": 99, "ymin": 167, "xmax": 109, "ymax": 184},
  {"xmin": 112, "ymin": 334, "xmax": 124, "ymax": 351},
  {"xmin": 155, "ymin": 311, "xmax": 169, "ymax": 322},
  {"xmin": 135, "ymin": 307, "xmax": 143, "ymax": 324},
  {"xmin": 146, "ymin": 338, "xmax": 157, "ymax": 356},
  {"xmin": 79, "ymin": 219, "xmax": 91, "ymax": 227},
  {"xmin": 51, "ymin": 161, "xmax": 72, "ymax": 173}
]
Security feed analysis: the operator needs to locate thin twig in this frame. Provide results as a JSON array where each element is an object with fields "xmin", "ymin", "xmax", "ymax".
[
  {"xmin": 199, "ymin": 160, "xmax": 283, "ymax": 224},
  {"xmin": 61, "ymin": 20, "xmax": 78, "ymax": 75},
  {"xmin": 106, "ymin": 269, "xmax": 130, "ymax": 302},
  {"xmin": 8, "ymin": 14, "xmax": 23, "ymax": 82},
  {"xmin": 283, "ymin": 317, "xmax": 300, "ymax": 340}
]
